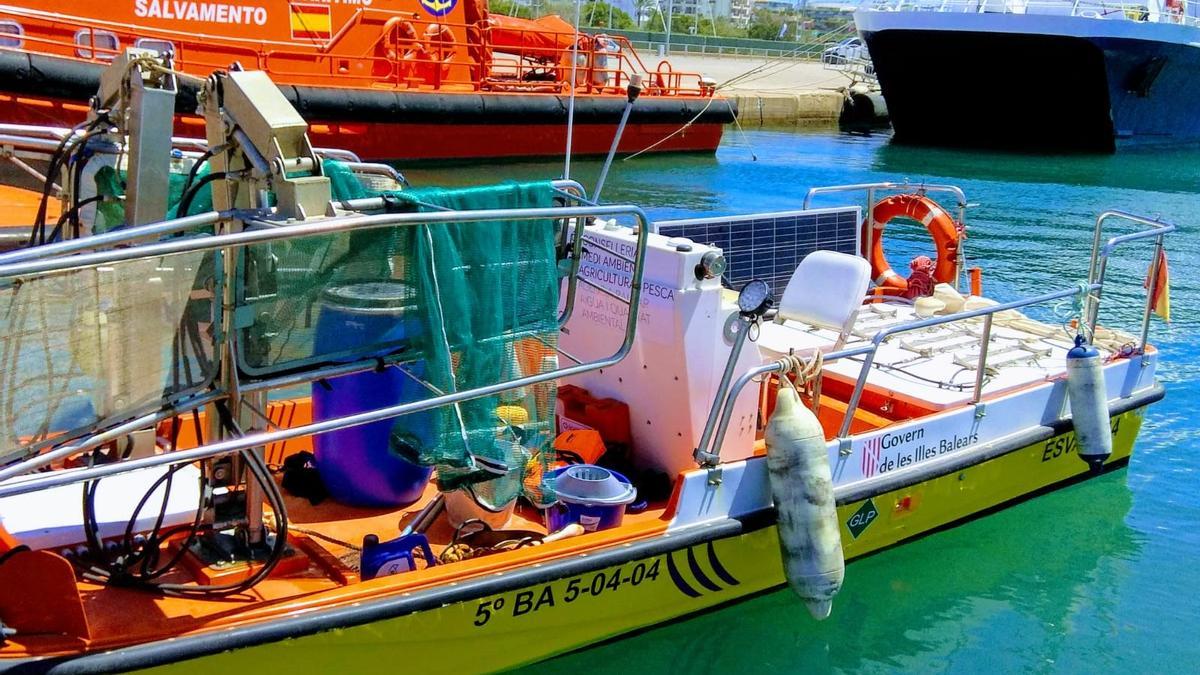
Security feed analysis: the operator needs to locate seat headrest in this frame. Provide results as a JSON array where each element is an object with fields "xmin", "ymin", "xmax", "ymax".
[{"xmin": 775, "ymin": 250, "xmax": 872, "ymax": 334}]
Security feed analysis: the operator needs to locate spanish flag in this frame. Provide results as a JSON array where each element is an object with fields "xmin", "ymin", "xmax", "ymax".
[
  {"xmin": 1144, "ymin": 247, "xmax": 1171, "ymax": 322},
  {"xmin": 289, "ymin": 3, "xmax": 332, "ymax": 41}
]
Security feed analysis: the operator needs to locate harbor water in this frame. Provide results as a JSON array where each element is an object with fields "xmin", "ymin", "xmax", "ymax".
[{"xmin": 406, "ymin": 129, "xmax": 1200, "ymax": 673}]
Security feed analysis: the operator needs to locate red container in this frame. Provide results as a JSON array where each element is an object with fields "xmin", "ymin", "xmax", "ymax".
[{"xmin": 556, "ymin": 385, "xmax": 632, "ymax": 448}]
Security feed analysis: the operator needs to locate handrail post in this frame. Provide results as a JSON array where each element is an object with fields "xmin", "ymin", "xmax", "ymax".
[
  {"xmin": 1084, "ymin": 211, "xmax": 1106, "ymax": 328},
  {"xmin": 971, "ymin": 313, "xmax": 993, "ymax": 403},
  {"xmin": 836, "ymin": 347, "xmax": 879, "ymax": 441},
  {"xmin": 1138, "ymin": 233, "xmax": 1165, "ymax": 362},
  {"xmin": 1087, "ymin": 254, "xmax": 1109, "ymax": 336},
  {"xmin": 955, "ymin": 197, "xmax": 967, "ymax": 292},
  {"xmin": 694, "ymin": 315, "xmax": 756, "ymax": 466},
  {"xmin": 864, "ymin": 186, "xmax": 876, "ymax": 260}
]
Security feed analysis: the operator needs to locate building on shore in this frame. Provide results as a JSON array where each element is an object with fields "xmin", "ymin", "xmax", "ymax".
[{"xmin": 730, "ymin": 0, "xmax": 753, "ymax": 25}]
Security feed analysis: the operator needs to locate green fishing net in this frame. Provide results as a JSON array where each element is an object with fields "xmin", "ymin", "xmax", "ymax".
[
  {"xmin": 236, "ymin": 165, "xmax": 561, "ymax": 508},
  {"xmin": 84, "ymin": 160, "xmax": 561, "ymax": 508},
  {"xmin": 91, "ymin": 164, "xmax": 216, "ymax": 233}
]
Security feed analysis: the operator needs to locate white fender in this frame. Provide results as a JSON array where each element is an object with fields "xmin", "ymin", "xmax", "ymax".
[
  {"xmin": 1065, "ymin": 337, "xmax": 1112, "ymax": 472},
  {"xmin": 765, "ymin": 383, "xmax": 845, "ymax": 620}
]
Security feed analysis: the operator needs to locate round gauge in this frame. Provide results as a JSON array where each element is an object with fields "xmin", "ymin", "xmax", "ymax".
[{"xmin": 737, "ymin": 279, "xmax": 772, "ymax": 316}]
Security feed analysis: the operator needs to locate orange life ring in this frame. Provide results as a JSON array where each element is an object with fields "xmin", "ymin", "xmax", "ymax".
[{"xmin": 862, "ymin": 193, "xmax": 960, "ymax": 293}]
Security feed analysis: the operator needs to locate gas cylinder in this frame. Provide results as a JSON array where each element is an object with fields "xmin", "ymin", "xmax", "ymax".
[{"xmin": 765, "ymin": 381, "xmax": 844, "ymax": 620}]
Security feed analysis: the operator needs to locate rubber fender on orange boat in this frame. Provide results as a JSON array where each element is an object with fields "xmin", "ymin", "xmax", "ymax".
[{"xmin": 862, "ymin": 193, "xmax": 959, "ymax": 292}]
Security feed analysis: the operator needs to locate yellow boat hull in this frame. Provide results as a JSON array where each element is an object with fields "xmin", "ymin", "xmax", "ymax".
[{"xmin": 146, "ymin": 407, "xmax": 1144, "ymax": 675}]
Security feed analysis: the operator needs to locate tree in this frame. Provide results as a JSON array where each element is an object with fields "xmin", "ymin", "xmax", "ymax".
[
  {"xmin": 582, "ymin": 1, "xmax": 635, "ymax": 29},
  {"xmin": 747, "ymin": 8, "xmax": 784, "ymax": 40},
  {"xmin": 711, "ymin": 16, "xmax": 747, "ymax": 38},
  {"xmin": 632, "ymin": 0, "xmax": 655, "ymax": 27},
  {"xmin": 541, "ymin": 0, "xmax": 580, "ymax": 19},
  {"xmin": 647, "ymin": 8, "xmax": 695, "ymax": 35}
]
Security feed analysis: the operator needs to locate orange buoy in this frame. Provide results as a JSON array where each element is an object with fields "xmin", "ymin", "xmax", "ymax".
[{"xmin": 862, "ymin": 193, "xmax": 960, "ymax": 293}]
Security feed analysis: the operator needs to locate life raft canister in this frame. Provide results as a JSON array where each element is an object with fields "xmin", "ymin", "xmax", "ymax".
[{"xmin": 862, "ymin": 193, "xmax": 960, "ymax": 293}]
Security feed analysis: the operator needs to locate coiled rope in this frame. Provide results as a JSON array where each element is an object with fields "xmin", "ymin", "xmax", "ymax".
[{"xmin": 775, "ymin": 350, "xmax": 824, "ymax": 413}]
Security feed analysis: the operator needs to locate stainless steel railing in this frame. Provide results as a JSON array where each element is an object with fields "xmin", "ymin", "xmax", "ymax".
[
  {"xmin": 0, "ymin": 179, "xmax": 588, "ymax": 265},
  {"xmin": 1084, "ymin": 210, "xmax": 1176, "ymax": 359},
  {"xmin": 870, "ymin": 0, "xmax": 1200, "ymax": 29},
  {"xmin": 803, "ymin": 182, "xmax": 970, "ymax": 291},
  {"xmin": 695, "ymin": 209, "xmax": 1175, "ymax": 467},
  {"xmin": 0, "ymin": 198, "xmax": 648, "ymax": 495},
  {"xmin": 0, "ymin": 123, "xmax": 364, "ymax": 163}
]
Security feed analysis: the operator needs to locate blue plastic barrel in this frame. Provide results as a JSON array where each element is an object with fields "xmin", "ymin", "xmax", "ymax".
[{"xmin": 311, "ymin": 281, "xmax": 433, "ymax": 507}]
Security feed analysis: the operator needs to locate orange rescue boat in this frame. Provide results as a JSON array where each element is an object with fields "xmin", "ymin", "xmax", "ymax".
[{"xmin": 0, "ymin": 1, "xmax": 733, "ymax": 161}]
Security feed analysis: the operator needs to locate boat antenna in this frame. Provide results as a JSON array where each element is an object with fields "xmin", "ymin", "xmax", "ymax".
[
  {"xmin": 563, "ymin": 0, "xmax": 582, "ymax": 180},
  {"xmin": 594, "ymin": 74, "xmax": 642, "ymax": 202}
]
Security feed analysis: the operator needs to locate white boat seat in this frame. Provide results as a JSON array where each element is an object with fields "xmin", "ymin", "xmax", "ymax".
[{"xmin": 759, "ymin": 250, "xmax": 872, "ymax": 359}]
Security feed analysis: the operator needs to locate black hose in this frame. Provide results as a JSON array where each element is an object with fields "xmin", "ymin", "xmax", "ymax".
[
  {"xmin": 75, "ymin": 400, "xmax": 287, "ymax": 597},
  {"xmin": 176, "ymin": 171, "xmax": 227, "ymax": 219},
  {"xmin": 177, "ymin": 148, "xmax": 216, "ymax": 212},
  {"xmin": 137, "ymin": 462, "xmax": 207, "ymax": 581},
  {"xmin": 140, "ymin": 409, "xmax": 210, "ymax": 580},
  {"xmin": 120, "ymin": 416, "xmax": 181, "ymax": 570},
  {"xmin": 68, "ymin": 140, "xmax": 92, "ymax": 239},
  {"xmin": 28, "ymin": 119, "xmax": 92, "ymax": 248},
  {"xmin": 43, "ymin": 194, "xmax": 105, "ymax": 244},
  {"xmin": 28, "ymin": 118, "xmax": 111, "ymax": 247},
  {"xmin": 145, "ymin": 402, "xmax": 288, "ymax": 598}
]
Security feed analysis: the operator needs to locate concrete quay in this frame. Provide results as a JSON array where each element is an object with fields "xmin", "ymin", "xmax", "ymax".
[{"xmin": 664, "ymin": 54, "xmax": 854, "ymax": 126}]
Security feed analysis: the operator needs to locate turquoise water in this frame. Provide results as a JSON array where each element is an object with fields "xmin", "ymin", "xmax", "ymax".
[{"xmin": 409, "ymin": 129, "xmax": 1200, "ymax": 673}]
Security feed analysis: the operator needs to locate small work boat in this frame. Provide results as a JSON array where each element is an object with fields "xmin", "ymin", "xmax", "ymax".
[{"xmin": 0, "ymin": 62, "xmax": 1175, "ymax": 674}]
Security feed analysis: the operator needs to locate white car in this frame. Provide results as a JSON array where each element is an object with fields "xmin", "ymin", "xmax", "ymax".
[
  {"xmin": 820, "ymin": 37, "xmax": 868, "ymax": 64},
  {"xmin": 821, "ymin": 37, "xmax": 874, "ymax": 74}
]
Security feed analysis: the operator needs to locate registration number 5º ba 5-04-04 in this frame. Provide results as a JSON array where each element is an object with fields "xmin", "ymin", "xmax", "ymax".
[{"xmin": 472, "ymin": 559, "xmax": 662, "ymax": 627}]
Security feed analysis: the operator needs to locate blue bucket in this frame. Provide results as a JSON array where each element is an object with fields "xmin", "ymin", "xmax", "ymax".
[
  {"xmin": 545, "ymin": 465, "xmax": 637, "ymax": 533},
  {"xmin": 312, "ymin": 281, "xmax": 433, "ymax": 508}
]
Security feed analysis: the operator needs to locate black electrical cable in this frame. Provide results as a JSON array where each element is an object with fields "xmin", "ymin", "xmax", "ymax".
[
  {"xmin": 32, "ymin": 126, "xmax": 107, "ymax": 246},
  {"xmin": 75, "ymin": 398, "xmax": 286, "ymax": 597},
  {"xmin": 177, "ymin": 147, "xmax": 216, "ymax": 214},
  {"xmin": 27, "ymin": 119, "xmax": 93, "ymax": 248},
  {"xmin": 175, "ymin": 171, "xmax": 227, "ymax": 219},
  {"xmin": 77, "ymin": 436, "xmax": 285, "ymax": 595},
  {"xmin": 146, "ymin": 400, "xmax": 288, "ymax": 597},
  {"xmin": 81, "ymin": 464, "xmax": 122, "ymax": 582},
  {"xmin": 131, "ymin": 334, "xmax": 209, "ymax": 580},
  {"xmin": 120, "ymin": 416, "xmax": 182, "ymax": 570},
  {"xmin": 117, "ymin": 462, "xmax": 181, "ymax": 574},
  {"xmin": 136, "ymin": 462, "xmax": 207, "ymax": 581},
  {"xmin": 28, "ymin": 118, "xmax": 111, "ymax": 247},
  {"xmin": 66, "ymin": 140, "xmax": 97, "ymax": 240},
  {"xmin": 139, "ymin": 409, "xmax": 211, "ymax": 581},
  {"xmin": 43, "ymin": 195, "xmax": 105, "ymax": 245}
]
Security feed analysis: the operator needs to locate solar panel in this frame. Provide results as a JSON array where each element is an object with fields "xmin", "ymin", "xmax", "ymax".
[{"xmin": 657, "ymin": 206, "xmax": 862, "ymax": 300}]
